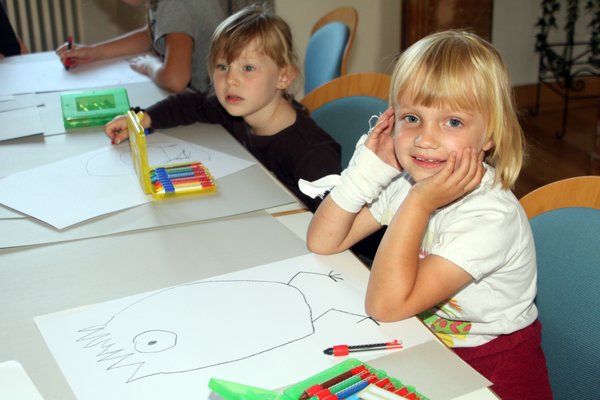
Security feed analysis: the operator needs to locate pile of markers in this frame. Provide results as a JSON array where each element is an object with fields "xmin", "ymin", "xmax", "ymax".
[
  {"xmin": 297, "ymin": 364, "xmax": 428, "ymax": 400},
  {"xmin": 149, "ymin": 162, "xmax": 216, "ymax": 197}
]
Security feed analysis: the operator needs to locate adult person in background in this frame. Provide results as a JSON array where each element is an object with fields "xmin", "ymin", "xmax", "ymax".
[{"xmin": 56, "ymin": 0, "xmax": 225, "ymax": 93}]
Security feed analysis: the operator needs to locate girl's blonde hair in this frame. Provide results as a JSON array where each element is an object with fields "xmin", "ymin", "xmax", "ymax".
[
  {"xmin": 390, "ymin": 30, "xmax": 524, "ymax": 189},
  {"xmin": 207, "ymin": 3, "xmax": 299, "ymax": 95}
]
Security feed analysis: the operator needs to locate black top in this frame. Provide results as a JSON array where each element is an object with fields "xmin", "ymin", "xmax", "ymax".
[
  {"xmin": 146, "ymin": 91, "xmax": 341, "ymax": 211},
  {"xmin": 0, "ymin": 4, "xmax": 20, "ymax": 57}
]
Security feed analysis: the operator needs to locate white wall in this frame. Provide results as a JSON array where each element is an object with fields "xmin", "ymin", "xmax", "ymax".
[
  {"xmin": 492, "ymin": 0, "xmax": 540, "ymax": 86},
  {"xmin": 79, "ymin": 1, "xmax": 146, "ymax": 44}
]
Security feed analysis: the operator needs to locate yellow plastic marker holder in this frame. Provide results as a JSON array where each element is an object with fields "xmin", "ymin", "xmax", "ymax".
[
  {"xmin": 127, "ymin": 110, "xmax": 153, "ymax": 195},
  {"xmin": 126, "ymin": 110, "xmax": 216, "ymax": 199}
]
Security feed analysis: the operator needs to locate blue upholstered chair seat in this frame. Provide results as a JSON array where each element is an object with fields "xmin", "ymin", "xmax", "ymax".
[
  {"xmin": 311, "ymin": 96, "xmax": 388, "ymax": 168},
  {"xmin": 529, "ymin": 207, "xmax": 600, "ymax": 399}
]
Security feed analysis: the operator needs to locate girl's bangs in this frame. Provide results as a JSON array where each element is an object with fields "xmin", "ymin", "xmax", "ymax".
[{"xmin": 396, "ymin": 62, "xmax": 486, "ymax": 113}]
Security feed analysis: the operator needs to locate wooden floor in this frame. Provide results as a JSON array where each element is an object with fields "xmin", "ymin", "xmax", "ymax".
[{"xmin": 513, "ymin": 99, "xmax": 599, "ymax": 199}]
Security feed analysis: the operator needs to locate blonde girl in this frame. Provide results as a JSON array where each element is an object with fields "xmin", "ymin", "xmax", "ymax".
[{"xmin": 306, "ymin": 31, "xmax": 552, "ymax": 399}]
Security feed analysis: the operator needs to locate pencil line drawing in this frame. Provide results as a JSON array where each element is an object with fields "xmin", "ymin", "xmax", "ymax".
[
  {"xmin": 85, "ymin": 142, "xmax": 212, "ymax": 177},
  {"xmin": 75, "ymin": 270, "xmax": 376, "ymax": 383}
]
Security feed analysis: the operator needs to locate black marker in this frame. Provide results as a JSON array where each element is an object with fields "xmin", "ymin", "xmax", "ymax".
[{"xmin": 323, "ymin": 339, "xmax": 403, "ymax": 356}]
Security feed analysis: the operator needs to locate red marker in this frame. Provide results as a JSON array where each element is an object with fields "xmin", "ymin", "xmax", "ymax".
[
  {"xmin": 394, "ymin": 387, "xmax": 409, "ymax": 396},
  {"xmin": 323, "ymin": 340, "xmax": 403, "ymax": 356},
  {"xmin": 373, "ymin": 377, "xmax": 392, "ymax": 389},
  {"xmin": 64, "ymin": 36, "xmax": 73, "ymax": 70}
]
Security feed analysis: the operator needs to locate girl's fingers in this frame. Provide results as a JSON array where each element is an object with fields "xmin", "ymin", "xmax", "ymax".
[
  {"xmin": 458, "ymin": 149, "xmax": 484, "ymax": 191},
  {"xmin": 437, "ymin": 151, "xmax": 457, "ymax": 181},
  {"xmin": 372, "ymin": 107, "xmax": 394, "ymax": 132}
]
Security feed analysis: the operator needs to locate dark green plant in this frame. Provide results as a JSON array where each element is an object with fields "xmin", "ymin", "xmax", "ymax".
[
  {"xmin": 588, "ymin": 0, "xmax": 600, "ymax": 66},
  {"xmin": 535, "ymin": 0, "xmax": 600, "ymax": 69}
]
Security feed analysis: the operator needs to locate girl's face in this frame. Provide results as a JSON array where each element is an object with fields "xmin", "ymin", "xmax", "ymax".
[
  {"xmin": 393, "ymin": 95, "xmax": 493, "ymax": 182},
  {"xmin": 212, "ymin": 39, "xmax": 291, "ymax": 124}
]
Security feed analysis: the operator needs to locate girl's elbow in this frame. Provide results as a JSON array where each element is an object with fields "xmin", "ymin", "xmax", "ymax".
[
  {"xmin": 306, "ymin": 236, "xmax": 335, "ymax": 255},
  {"xmin": 157, "ymin": 70, "xmax": 190, "ymax": 93},
  {"xmin": 160, "ymin": 78, "xmax": 188, "ymax": 93},
  {"xmin": 365, "ymin": 299, "xmax": 411, "ymax": 323},
  {"xmin": 365, "ymin": 302, "xmax": 389, "ymax": 322}
]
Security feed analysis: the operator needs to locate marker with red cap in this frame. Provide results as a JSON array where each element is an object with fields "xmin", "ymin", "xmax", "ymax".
[
  {"xmin": 323, "ymin": 340, "xmax": 403, "ymax": 356},
  {"xmin": 63, "ymin": 36, "xmax": 73, "ymax": 70},
  {"xmin": 311, "ymin": 370, "xmax": 371, "ymax": 400}
]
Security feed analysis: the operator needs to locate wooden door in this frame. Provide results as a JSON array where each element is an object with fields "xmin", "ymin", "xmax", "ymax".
[{"xmin": 401, "ymin": 0, "xmax": 494, "ymax": 50}]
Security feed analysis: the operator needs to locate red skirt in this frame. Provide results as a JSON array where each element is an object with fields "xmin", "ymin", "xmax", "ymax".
[{"xmin": 453, "ymin": 319, "xmax": 552, "ymax": 399}]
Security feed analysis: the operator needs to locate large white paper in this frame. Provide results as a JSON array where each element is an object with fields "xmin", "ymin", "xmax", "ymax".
[
  {"xmin": 369, "ymin": 341, "xmax": 492, "ymax": 399},
  {"xmin": 0, "ymin": 133, "xmax": 255, "ymax": 229},
  {"xmin": 0, "ymin": 53, "xmax": 151, "ymax": 96},
  {"xmin": 35, "ymin": 254, "xmax": 433, "ymax": 400},
  {"xmin": 0, "ymin": 93, "xmax": 45, "ymax": 112},
  {"xmin": 0, "ymin": 106, "xmax": 44, "ymax": 141}
]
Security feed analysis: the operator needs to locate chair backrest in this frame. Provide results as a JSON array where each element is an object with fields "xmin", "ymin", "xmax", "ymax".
[
  {"xmin": 519, "ymin": 176, "xmax": 600, "ymax": 399},
  {"xmin": 304, "ymin": 7, "xmax": 358, "ymax": 95},
  {"xmin": 301, "ymin": 72, "xmax": 390, "ymax": 168},
  {"xmin": 519, "ymin": 175, "xmax": 600, "ymax": 218}
]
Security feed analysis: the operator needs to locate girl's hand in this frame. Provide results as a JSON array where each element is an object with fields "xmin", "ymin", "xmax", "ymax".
[
  {"xmin": 410, "ymin": 148, "xmax": 485, "ymax": 212},
  {"xmin": 55, "ymin": 43, "xmax": 99, "ymax": 69},
  {"xmin": 104, "ymin": 115, "xmax": 130, "ymax": 145},
  {"xmin": 365, "ymin": 107, "xmax": 401, "ymax": 170},
  {"xmin": 105, "ymin": 113, "xmax": 152, "ymax": 145}
]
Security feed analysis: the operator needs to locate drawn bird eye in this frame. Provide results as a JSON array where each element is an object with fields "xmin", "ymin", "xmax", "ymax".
[{"xmin": 133, "ymin": 330, "xmax": 177, "ymax": 353}]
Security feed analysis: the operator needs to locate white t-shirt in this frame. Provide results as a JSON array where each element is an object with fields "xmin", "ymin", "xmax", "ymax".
[{"xmin": 368, "ymin": 166, "xmax": 538, "ymax": 347}]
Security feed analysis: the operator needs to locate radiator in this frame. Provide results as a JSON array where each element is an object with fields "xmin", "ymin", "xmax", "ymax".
[{"xmin": 4, "ymin": 0, "xmax": 84, "ymax": 53}]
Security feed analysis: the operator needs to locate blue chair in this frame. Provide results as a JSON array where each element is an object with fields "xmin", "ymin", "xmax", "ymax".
[
  {"xmin": 519, "ymin": 176, "xmax": 600, "ymax": 400},
  {"xmin": 304, "ymin": 7, "xmax": 358, "ymax": 95},
  {"xmin": 301, "ymin": 72, "xmax": 390, "ymax": 168}
]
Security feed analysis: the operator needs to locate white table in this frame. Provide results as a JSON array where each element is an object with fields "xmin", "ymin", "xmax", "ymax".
[{"xmin": 0, "ymin": 52, "xmax": 496, "ymax": 400}]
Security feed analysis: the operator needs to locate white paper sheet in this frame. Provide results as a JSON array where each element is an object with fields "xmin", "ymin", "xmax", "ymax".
[
  {"xmin": 35, "ymin": 253, "xmax": 434, "ymax": 400},
  {"xmin": 0, "ymin": 53, "xmax": 151, "ymax": 96},
  {"xmin": 0, "ymin": 133, "xmax": 255, "ymax": 229},
  {"xmin": 0, "ymin": 106, "xmax": 44, "ymax": 141},
  {"xmin": 0, "ymin": 93, "xmax": 45, "ymax": 112},
  {"xmin": 0, "ymin": 360, "xmax": 44, "ymax": 400},
  {"xmin": 369, "ymin": 341, "xmax": 492, "ymax": 399}
]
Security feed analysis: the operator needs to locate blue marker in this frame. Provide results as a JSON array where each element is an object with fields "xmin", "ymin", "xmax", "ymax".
[{"xmin": 328, "ymin": 375, "xmax": 377, "ymax": 400}]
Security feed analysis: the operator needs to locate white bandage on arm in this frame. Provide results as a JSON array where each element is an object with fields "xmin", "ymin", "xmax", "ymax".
[
  {"xmin": 298, "ymin": 134, "xmax": 369, "ymax": 200},
  {"xmin": 330, "ymin": 146, "xmax": 399, "ymax": 213}
]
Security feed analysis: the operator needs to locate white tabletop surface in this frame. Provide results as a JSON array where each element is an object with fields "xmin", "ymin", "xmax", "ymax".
[{"xmin": 0, "ymin": 52, "xmax": 496, "ymax": 400}]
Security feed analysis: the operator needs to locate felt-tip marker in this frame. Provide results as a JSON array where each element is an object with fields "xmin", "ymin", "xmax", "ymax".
[
  {"xmin": 298, "ymin": 365, "xmax": 367, "ymax": 400},
  {"xmin": 323, "ymin": 340, "xmax": 403, "ymax": 356},
  {"xmin": 64, "ymin": 36, "xmax": 73, "ymax": 70}
]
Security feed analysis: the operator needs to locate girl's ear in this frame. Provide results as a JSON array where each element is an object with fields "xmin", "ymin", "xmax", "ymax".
[{"xmin": 277, "ymin": 66, "xmax": 297, "ymax": 90}]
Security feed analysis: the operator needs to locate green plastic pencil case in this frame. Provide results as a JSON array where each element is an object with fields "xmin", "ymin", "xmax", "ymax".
[
  {"xmin": 60, "ymin": 87, "xmax": 130, "ymax": 129},
  {"xmin": 208, "ymin": 358, "xmax": 429, "ymax": 400}
]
